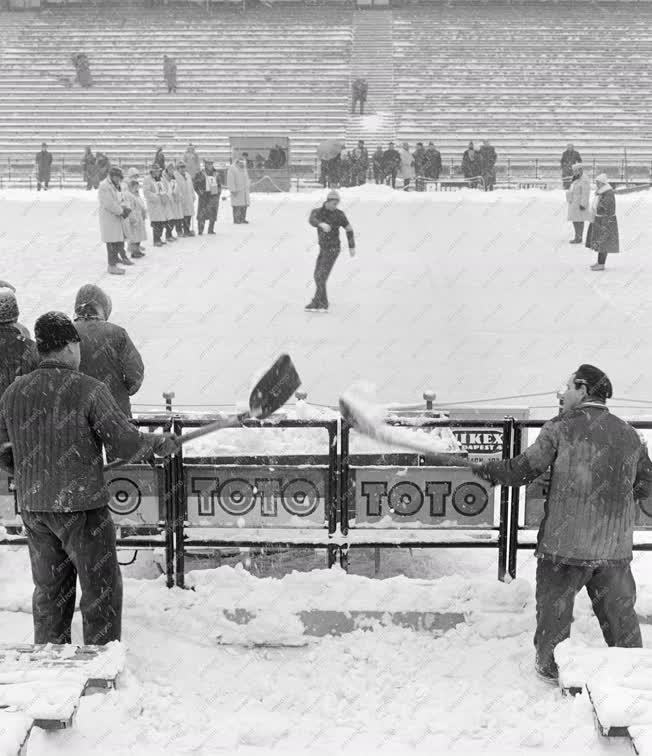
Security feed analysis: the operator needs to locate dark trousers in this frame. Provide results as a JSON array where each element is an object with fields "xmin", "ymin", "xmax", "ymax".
[
  {"xmin": 352, "ymin": 96, "xmax": 365, "ymax": 115},
  {"xmin": 572, "ymin": 221, "xmax": 584, "ymax": 241},
  {"xmin": 37, "ymin": 179, "xmax": 49, "ymax": 191},
  {"xmin": 106, "ymin": 241, "xmax": 124, "ymax": 266},
  {"xmin": 597, "ymin": 250, "xmax": 608, "ymax": 265},
  {"xmin": 233, "ymin": 206, "xmax": 247, "ymax": 224},
  {"xmin": 373, "ymin": 167, "xmax": 383, "ymax": 184},
  {"xmin": 386, "ymin": 169, "xmax": 397, "ymax": 189},
  {"xmin": 21, "ymin": 507, "xmax": 122, "ymax": 646},
  {"xmin": 534, "ymin": 558, "xmax": 641, "ymax": 675},
  {"xmin": 183, "ymin": 215, "xmax": 192, "ymax": 234},
  {"xmin": 165, "ymin": 220, "xmax": 178, "ymax": 239},
  {"xmin": 312, "ymin": 245, "xmax": 340, "ymax": 307},
  {"xmin": 151, "ymin": 221, "xmax": 164, "ymax": 243}
]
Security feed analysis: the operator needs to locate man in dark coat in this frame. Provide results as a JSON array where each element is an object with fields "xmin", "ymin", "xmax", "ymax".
[
  {"xmin": 0, "ymin": 312, "xmax": 179, "ymax": 646},
  {"xmin": 81, "ymin": 146, "xmax": 98, "ymax": 190},
  {"xmin": 73, "ymin": 284, "xmax": 144, "ymax": 418},
  {"xmin": 163, "ymin": 55, "xmax": 177, "ymax": 94},
  {"xmin": 382, "ymin": 142, "xmax": 401, "ymax": 189},
  {"xmin": 350, "ymin": 140, "xmax": 369, "ymax": 186},
  {"xmin": 585, "ymin": 174, "xmax": 619, "ymax": 271},
  {"xmin": 306, "ymin": 190, "xmax": 356, "ymax": 312},
  {"xmin": 35, "ymin": 143, "xmax": 52, "ymax": 191},
  {"xmin": 351, "ymin": 78, "xmax": 368, "ymax": 115},
  {"xmin": 473, "ymin": 364, "xmax": 652, "ymax": 682},
  {"xmin": 95, "ymin": 151, "xmax": 110, "ymax": 182},
  {"xmin": 561, "ymin": 143, "xmax": 582, "ymax": 189},
  {"xmin": 478, "ymin": 140, "xmax": 497, "ymax": 191},
  {"xmin": 154, "ymin": 146, "xmax": 166, "ymax": 171},
  {"xmin": 413, "ymin": 142, "xmax": 427, "ymax": 190},
  {"xmin": 193, "ymin": 158, "xmax": 221, "ymax": 235},
  {"xmin": 462, "ymin": 142, "xmax": 483, "ymax": 187},
  {"xmin": 0, "ymin": 288, "xmax": 39, "ymax": 398},
  {"xmin": 372, "ymin": 146, "xmax": 384, "ymax": 184},
  {"xmin": 424, "ymin": 142, "xmax": 442, "ymax": 180}
]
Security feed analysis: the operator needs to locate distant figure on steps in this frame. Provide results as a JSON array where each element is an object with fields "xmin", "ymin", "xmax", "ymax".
[
  {"xmin": 561, "ymin": 143, "xmax": 582, "ymax": 189},
  {"xmin": 81, "ymin": 146, "xmax": 99, "ymax": 190},
  {"xmin": 351, "ymin": 78, "xmax": 368, "ymax": 115},
  {"xmin": 71, "ymin": 52, "xmax": 93, "ymax": 88},
  {"xmin": 163, "ymin": 55, "xmax": 177, "ymax": 93},
  {"xmin": 154, "ymin": 146, "xmax": 166, "ymax": 171},
  {"xmin": 35, "ymin": 143, "xmax": 52, "ymax": 191}
]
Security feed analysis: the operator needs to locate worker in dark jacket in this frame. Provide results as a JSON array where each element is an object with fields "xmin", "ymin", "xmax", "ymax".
[
  {"xmin": 461, "ymin": 142, "xmax": 483, "ymax": 188},
  {"xmin": 305, "ymin": 190, "xmax": 356, "ymax": 312},
  {"xmin": 372, "ymin": 146, "xmax": 384, "ymax": 184},
  {"xmin": 473, "ymin": 364, "xmax": 652, "ymax": 682},
  {"xmin": 479, "ymin": 140, "xmax": 497, "ymax": 191},
  {"xmin": 193, "ymin": 159, "xmax": 221, "ymax": 235},
  {"xmin": 561, "ymin": 144, "xmax": 582, "ymax": 189},
  {"xmin": 382, "ymin": 142, "xmax": 401, "ymax": 189},
  {"xmin": 73, "ymin": 284, "xmax": 144, "ymax": 417},
  {"xmin": 0, "ymin": 312, "xmax": 179, "ymax": 646},
  {"xmin": 35, "ymin": 143, "xmax": 52, "ymax": 191},
  {"xmin": 81, "ymin": 146, "xmax": 98, "ymax": 190},
  {"xmin": 424, "ymin": 142, "xmax": 442, "ymax": 180},
  {"xmin": 0, "ymin": 288, "xmax": 39, "ymax": 398}
]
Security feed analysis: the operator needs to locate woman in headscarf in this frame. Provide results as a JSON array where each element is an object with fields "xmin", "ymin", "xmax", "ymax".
[
  {"xmin": 585, "ymin": 174, "xmax": 619, "ymax": 271},
  {"xmin": 565, "ymin": 163, "xmax": 592, "ymax": 244}
]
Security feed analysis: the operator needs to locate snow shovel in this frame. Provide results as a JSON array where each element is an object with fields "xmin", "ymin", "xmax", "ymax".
[
  {"xmin": 104, "ymin": 354, "xmax": 301, "ymax": 471},
  {"xmin": 339, "ymin": 391, "xmax": 474, "ymax": 469}
]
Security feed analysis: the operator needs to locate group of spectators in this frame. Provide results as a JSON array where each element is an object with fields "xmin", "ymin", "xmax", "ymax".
[
  {"xmin": 66, "ymin": 52, "xmax": 178, "ymax": 92},
  {"xmin": 320, "ymin": 139, "xmax": 497, "ymax": 191},
  {"xmin": 97, "ymin": 143, "xmax": 252, "ymax": 275}
]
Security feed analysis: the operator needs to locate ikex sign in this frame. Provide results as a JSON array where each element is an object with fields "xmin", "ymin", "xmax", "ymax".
[
  {"xmin": 186, "ymin": 466, "xmax": 327, "ymax": 527},
  {"xmin": 350, "ymin": 468, "xmax": 494, "ymax": 528}
]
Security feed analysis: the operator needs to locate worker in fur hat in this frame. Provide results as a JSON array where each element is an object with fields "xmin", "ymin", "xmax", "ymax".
[{"xmin": 0, "ymin": 287, "xmax": 39, "ymax": 397}]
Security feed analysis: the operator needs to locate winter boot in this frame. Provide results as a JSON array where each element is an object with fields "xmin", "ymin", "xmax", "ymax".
[
  {"xmin": 108, "ymin": 265, "xmax": 125, "ymax": 276},
  {"xmin": 119, "ymin": 253, "xmax": 134, "ymax": 266},
  {"xmin": 131, "ymin": 250, "xmax": 145, "ymax": 259},
  {"xmin": 207, "ymin": 222, "xmax": 216, "ymax": 235},
  {"xmin": 154, "ymin": 241, "xmax": 164, "ymax": 247},
  {"xmin": 590, "ymin": 264, "xmax": 605, "ymax": 271}
]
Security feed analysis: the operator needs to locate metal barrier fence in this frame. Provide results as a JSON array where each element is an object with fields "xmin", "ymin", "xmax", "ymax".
[{"xmin": 2, "ymin": 413, "xmax": 651, "ymax": 587}]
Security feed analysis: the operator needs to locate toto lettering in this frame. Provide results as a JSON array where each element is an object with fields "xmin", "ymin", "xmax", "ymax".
[
  {"xmin": 191, "ymin": 475, "xmax": 321, "ymax": 518},
  {"xmin": 360, "ymin": 480, "xmax": 489, "ymax": 519}
]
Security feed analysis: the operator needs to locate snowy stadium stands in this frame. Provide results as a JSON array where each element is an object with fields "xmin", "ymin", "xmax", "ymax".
[{"xmin": 0, "ymin": 1, "xmax": 650, "ymax": 184}]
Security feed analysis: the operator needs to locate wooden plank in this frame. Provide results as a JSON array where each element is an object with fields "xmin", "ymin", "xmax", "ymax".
[{"xmin": 587, "ymin": 683, "xmax": 652, "ymax": 738}]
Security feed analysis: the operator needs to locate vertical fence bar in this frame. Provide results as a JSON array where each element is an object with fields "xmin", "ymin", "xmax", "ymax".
[
  {"xmin": 508, "ymin": 421, "xmax": 523, "ymax": 580},
  {"xmin": 162, "ymin": 419, "xmax": 175, "ymax": 588},
  {"xmin": 339, "ymin": 419, "xmax": 350, "ymax": 571},
  {"xmin": 173, "ymin": 417, "xmax": 186, "ymax": 588},
  {"xmin": 497, "ymin": 416, "xmax": 514, "ymax": 582},
  {"xmin": 327, "ymin": 420, "xmax": 338, "ymax": 568}
]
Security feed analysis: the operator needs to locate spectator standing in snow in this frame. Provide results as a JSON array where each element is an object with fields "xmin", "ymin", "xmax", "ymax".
[
  {"xmin": 372, "ymin": 146, "xmax": 384, "ymax": 184},
  {"xmin": 193, "ymin": 158, "xmax": 221, "ymax": 235},
  {"xmin": 424, "ymin": 142, "xmax": 442, "ymax": 181},
  {"xmin": 351, "ymin": 77, "xmax": 368, "ymax": 115},
  {"xmin": 122, "ymin": 171, "xmax": 147, "ymax": 258},
  {"xmin": 566, "ymin": 163, "xmax": 592, "ymax": 244},
  {"xmin": 0, "ymin": 288, "xmax": 39, "ymax": 398},
  {"xmin": 143, "ymin": 164, "xmax": 168, "ymax": 247},
  {"xmin": 176, "ymin": 161, "xmax": 195, "ymax": 236},
  {"xmin": 226, "ymin": 157, "xmax": 251, "ymax": 224},
  {"xmin": 163, "ymin": 55, "xmax": 177, "ymax": 93},
  {"xmin": 35, "ymin": 143, "xmax": 52, "ymax": 191},
  {"xmin": 154, "ymin": 146, "xmax": 166, "ymax": 171},
  {"xmin": 479, "ymin": 140, "xmax": 497, "ymax": 191},
  {"xmin": 473, "ymin": 364, "xmax": 652, "ymax": 682},
  {"xmin": 163, "ymin": 163, "xmax": 183, "ymax": 240},
  {"xmin": 73, "ymin": 284, "xmax": 144, "ymax": 418},
  {"xmin": 585, "ymin": 174, "xmax": 619, "ymax": 271},
  {"xmin": 413, "ymin": 142, "xmax": 427, "ymax": 190},
  {"xmin": 398, "ymin": 142, "xmax": 415, "ymax": 189},
  {"xmin": 0, "ymin": 312, "xmax": 179, "ymax": 646},
  {"xmin": 81, "ymin": 146, "xmax": 98, "ymax": 190},
  {"xmin": 382, "ymin": 142, "xmax": 401, "ymax": 189},
  {"xmin": 182, "ymin": 143, "xmax": 201, "ymax": 179},
  {"xmin": 561, "ymin": 144, "xmax": 582, "ymax": 189},
  {"xmin": 462, "ymin": 142, "xmax": 483, "ymax": 188},
  {"xmin": 350, "ymin": 140, "xmax": 369, "ymax": 186},
  {"xmin": 306, "ymin": 189, "xmax": 356, "ymax": 313},
  {"xmin": 98, "ymin": 166, "xmax": 132, "ymax": 275}
]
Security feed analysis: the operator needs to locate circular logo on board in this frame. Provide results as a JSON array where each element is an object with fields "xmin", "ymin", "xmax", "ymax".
[
  {"xmin": 108, "ymin": 478, "xmax": 142, "ymax": 516},
  {"xmin": 451, "ymin": 482, "xmax": 489, "ymax": 518}
]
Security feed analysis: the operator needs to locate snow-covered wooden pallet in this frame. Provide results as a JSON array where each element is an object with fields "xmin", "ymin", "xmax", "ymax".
[{"xmin": 0, "ymin": 642, "xmax": 125, "ymax": 754}]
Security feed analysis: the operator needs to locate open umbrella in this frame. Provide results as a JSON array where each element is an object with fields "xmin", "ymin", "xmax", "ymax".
[{"xmin": 317, "ymin": 139, "xmax": 345, "ymax": 161}]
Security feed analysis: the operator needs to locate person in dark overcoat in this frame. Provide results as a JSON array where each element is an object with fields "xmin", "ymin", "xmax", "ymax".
[
  {"xmin": 585, "ymin": 174, "xmax": 619, "ymax": 271},
  {"xmin": 413, "ymin": 142, "xmax": 427, "ymax": 189},
  {"xmin": 382, "ymin": 142, "xmax": 401, "ymax": 188},
  {"xmin": 73, "ymin": 284, "xmax": 144, "ymax": 418},
  {"xmin": 0, "ymin": 288, "xmax": 39, "ymax": 398},
  {"xmin": 95, "ymin": 151, "xmax": 110, "ymax": 182},
  {"xmin": 35, "ymin": 143, "xmax": 52, "ymax": 191},
  {"xmin": 0, "ymin": 312, "xmax": 179, "ymax": 647},
  {"xmin": 71, "ymin": 53, "xmax": 93, "ymax": 88},
  {"xmin": 350, "ymin": 140, "xmax": 369, "ymax": 186},
  {"xmin": 81, "ymin": 146, "xmax": 98, "ymax": 190},
  {"xmin": 473, "ymin": 364, "xmax": 652, "ymax": 681},
  {"xmin": 461, "ymin": 142, "xmax": 483, "ymax": 188},
  {"xmin": 561, "ymin": 143, "xmax": 582, "ymax": 189},
  {"xmin": 193, "ymin": 158, "xmax": 221, "ymax": 235},
  {"xmin": 372, "ymin": 146, "xmax": 384, "ymax": 184},
  {"xmin": 351, "ymin": 78, "xmax": 368, "ymax": 115},
  {"xmin": 154, "ymin": 146, "xmax": 166, "ymax": 171},
  {"xmin": 424, "ymin": 142, "xmax": 442, "ymax": 180},
  {"xmin": 479, "ymin": 140, "xmax": 497, "ymax": 191}
]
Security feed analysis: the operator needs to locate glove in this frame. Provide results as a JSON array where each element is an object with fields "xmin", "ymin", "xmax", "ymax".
[
  {"xmin": 121, "ymin": 206, "xmax": 132, "ymax": 219},
  {"xmin": 470, "ymin": 463, "xmax": 496, "ymax": 487},
  {"xmin": 579, "ymin": 205, "xmax": 586, "ymax": 211},
  {"xmin": 152, "ymin": 433, "xmax": 181, "ymax": 457}
]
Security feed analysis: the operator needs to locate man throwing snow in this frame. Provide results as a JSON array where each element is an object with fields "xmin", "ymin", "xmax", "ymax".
[
  {"xmin": 306, "ymin": 190, "xmax": 355, "ymax": 312},
  {"xmin": 473, "ymin": 364, "xmax": 652, "ymax": 682}
]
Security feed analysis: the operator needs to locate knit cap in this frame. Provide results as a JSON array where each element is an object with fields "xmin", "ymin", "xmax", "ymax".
[
  {"xmin": 0, "ymin": 288, "xmax": 19, "ymax": 324},
  {"xmin": 574, "ymin": 364, "xmax": 613, "ymax": 401},
  {"xmin": 34, "ymin": 311, "xmax": 81, "ymax": 354}
]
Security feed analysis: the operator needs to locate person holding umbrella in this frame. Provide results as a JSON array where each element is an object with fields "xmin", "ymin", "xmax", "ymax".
[{"xmin": 317, "ymin": 139, "xmax": 345, "ymax": 189}]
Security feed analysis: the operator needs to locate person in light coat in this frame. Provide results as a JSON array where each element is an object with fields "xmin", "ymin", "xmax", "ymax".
[
  {"xmin": 123, "ymin": 178, "xmax": 147, "ymax": 258},
  {"xmin": 142, "ymin": 164, "xmax": 168, "ymax": 247},
  {"xmin": 226, "ymin": 158, "xmax": 251, "ymax": 224},
  {"xmin": 175, "ymin": 161, "xmax": 195, "ymax": 236},
  {"xmin": 398, "ymin": 143, "xmax": 415, "ymax": 189},
  {"xmin": 98, "ymin": 167, "xmax": 131, "ymax": 275},
  {"xmin": 182, "ymin": 144, "xmax": 201, "ymax": 179},
  {"xmin": 585, "ymin": 174, "xmax": 620, "ymax": 271},
  {"xmin": 162, "ymin": 164, "xmax": 182, "ymax": 242},
  {"xmin": 565, "ymin": 163, "xmax": 592, "ymax": 244}
]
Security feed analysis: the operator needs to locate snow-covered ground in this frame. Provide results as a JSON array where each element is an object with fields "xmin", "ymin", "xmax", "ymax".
[{"xmin": 1, "ymin": 186, "xmax": 652, "ymax": 754}]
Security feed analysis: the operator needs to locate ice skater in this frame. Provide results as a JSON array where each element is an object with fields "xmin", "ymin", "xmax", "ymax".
[{"xmin": 306, "ymin": 190, "xmax": 356, "ymax": 313}]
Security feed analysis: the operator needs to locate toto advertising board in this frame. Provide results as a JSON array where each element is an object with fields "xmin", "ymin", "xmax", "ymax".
[
  {"xmin": 185, "ymin": 465, "xmax": 328, "ymax": 528},
  {"xmin": 349, "ymin": 467, "xmax": 494, "ymax": 528}
]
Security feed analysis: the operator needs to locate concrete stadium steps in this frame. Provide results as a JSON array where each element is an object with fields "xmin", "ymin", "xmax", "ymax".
[{"xmin": 0, "ymin": 5, "xmax": 352, "ymax": 169}]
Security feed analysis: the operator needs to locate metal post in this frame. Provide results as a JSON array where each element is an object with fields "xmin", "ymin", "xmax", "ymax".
[
  {"xmin": 497, "ymin": 416, "xmax": 513, "ymax": 582},
  {"xmin": 173, "ymin": 417, "xmax": 186, "ymax": 588},
  {"xmin": 423, "ymin": 391, "xmax": 436, "ymax": 411},
  {"xmin": 327, "ymin": 421, "xmax": 338, "ymax": 568},
  {"xmin": 163, "ymin": 391, "xmax": 175, "ymax": 413},
  {"xmin": 508, "ymin": 420, "xmax": 523, "ymax": 580},
  {"xmin": 339, "ymin": 418, "xmax": 350, "ymax": 571},
  {"xmin": 535, "ymin": 159, "xmax": 539, "ymax": 180},
  {"xmin": 162, "ymin": 419, "xmax": 175, "ymax": 588},
  {"xmin": 592, "ymin": 157, "xmax": 596, "ymax": 179},
  {"xmin": 295, "ymin": 390, "xmax": 307, "ymax": 402}
]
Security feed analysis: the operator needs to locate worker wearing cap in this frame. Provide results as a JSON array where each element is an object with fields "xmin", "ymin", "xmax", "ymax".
[
  {"xmin": 193, "ymin": 158, "xmax": 221, "ymax": 235},
  {"xmin": 306, "ymin": 190, "xmax": 356, "ymax": 312},
  {"xmin": 98, "ymin": 166, "xmax": 132, "ymax": 275},
  {"xmin": 473, "ymin": 364, "xmax": 652, "ymax": 682}
]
